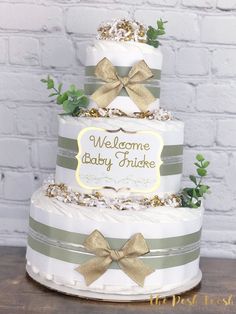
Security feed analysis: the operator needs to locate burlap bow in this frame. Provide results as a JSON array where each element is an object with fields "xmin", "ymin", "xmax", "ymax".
[
  {"xmin": 91, "ymin": 57, "xmax": 155, "ymax": 112},
  {"xmin": 76, "ymin": 230, "xmax": 154, "ymax": 287}
]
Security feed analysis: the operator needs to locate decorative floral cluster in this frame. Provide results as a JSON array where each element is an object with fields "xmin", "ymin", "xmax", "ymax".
[
  {"xmin": 77, "ymin": 107, "xmax": 173, "ymax": 121},
  {"xmin": 97, "ymin": 18, "xmax": 147, "ymax": 43},
  {"xmin": 44, "ymin": 181, "xmax": 182, "ymax": 211}
]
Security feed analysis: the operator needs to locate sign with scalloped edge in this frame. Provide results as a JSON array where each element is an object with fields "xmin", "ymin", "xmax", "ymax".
[{"xmin": 75, "ymin": 127, "xmax": 163, "ymax": 193}]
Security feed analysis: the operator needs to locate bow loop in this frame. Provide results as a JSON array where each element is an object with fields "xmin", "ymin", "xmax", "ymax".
[
  {"xmin": 94, "ymin": 58, "xmax": 117, "ymax": 82},
  {"xmin": 121, "ymin": 233, "xmax": 150, "ymax": 257},
  {"xmin": 76, "ymin": 229, "xmax": 154, "ymax": 287},
  {"xmin": 91, "ymin": 57, "xmax": 156, "ymax": 112}
]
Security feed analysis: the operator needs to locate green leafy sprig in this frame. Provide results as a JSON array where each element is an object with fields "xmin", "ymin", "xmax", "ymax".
[
  {"xmin": 146, "ymin": 19, "xmax": 167, "ymax": 48},
  {"xmin": 41, "ymin": 75, "xmax": 89, "ymax": 115},
  {"xmin": 181, "ymin": 154, "xmax": 210, "ymax": 208}
]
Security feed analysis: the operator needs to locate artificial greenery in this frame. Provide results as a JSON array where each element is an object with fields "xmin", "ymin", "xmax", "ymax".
[
  {"xmin": 41, "ymin": 76, "xmax": 89, "ymax": 115},
  {"xmin": 181, "ymin": 154, "xmax": 210, "ymax": 208},
  {"xmin": 146, "ymin": 19, "xmax": 167, "ymax": 48}
]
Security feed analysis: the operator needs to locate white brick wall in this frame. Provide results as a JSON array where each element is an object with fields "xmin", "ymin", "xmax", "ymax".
[{"xmin": 0, "ymin": 0, "xmax": 235, "ymax": 259}]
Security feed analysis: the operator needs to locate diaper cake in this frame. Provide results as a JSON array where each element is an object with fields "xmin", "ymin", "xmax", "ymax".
[{"xmin": 26, "ymin": 18, "xmax": 210, "ymax": 301}]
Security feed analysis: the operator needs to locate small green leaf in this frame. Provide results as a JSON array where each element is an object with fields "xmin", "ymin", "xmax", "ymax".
[
  {"xmin": 49, "ymin": 93, "xmax": 58, "ymax": 97},
  {"xmin": 189, "ymin": 175, "xmax": 197, "ymax": 185},
  {"xmin": 47, "ymin": 79, "xmax": 54, "ymax": 89},
  {"xmin": 202, "ymin": 161, "xmax": 210, "ymax": 168},
  {"xmin": 41, "ymin": 78, "xmax": 47, "ymax": 83},
  {"xmin": 197, "ymin": 168, "xmax": 207, "ymax": 177},
  {"xmin": 196, "ymin": 154, "xmax": 204, "ymax": 162},
  {"xmin": 147, "ymin": 26, "xmax": 158, "ymax": 39},
  {"xmin": 57, "ymin": 92, "xmax": 68, "ymax": 105},
  {"xmin": 62, "ymin": 100, "xmax": 77, "ymax": 113}
]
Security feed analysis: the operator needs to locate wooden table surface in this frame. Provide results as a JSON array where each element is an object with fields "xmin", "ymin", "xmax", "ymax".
[{"xmin": 0, "ymin": 247, "xmax": 235, "ymax": 314}]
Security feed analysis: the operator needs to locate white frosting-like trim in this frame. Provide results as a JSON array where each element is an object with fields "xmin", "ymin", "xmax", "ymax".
[
  {"xmin": 26, "ymin": 249, "xmax": 200, "ymax": 296},
  {"xmin": 86, "ymin": 40, "xmax": 163, "ymax": 69},
  {"xmin": 30, "ymin": 188, "xmax": 203, "ymax": 239}
]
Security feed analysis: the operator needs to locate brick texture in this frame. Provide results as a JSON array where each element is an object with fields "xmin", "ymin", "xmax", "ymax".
[{"xmin": 0, "ymin": 0, "xmax": 235, "ymax": 258}]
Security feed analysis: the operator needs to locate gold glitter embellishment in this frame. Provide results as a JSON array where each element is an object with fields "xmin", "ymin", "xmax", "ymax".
[
  {"xmin": 76, "ymin": 108, "xmax": 173, "ymax": 121},
  {"xmin": 44, "ymin": 181, "xmax": 182, "ymax": 210},
  {"xmin": 97, "ymin": 18, "xmax": 147, "ymax": 43}
]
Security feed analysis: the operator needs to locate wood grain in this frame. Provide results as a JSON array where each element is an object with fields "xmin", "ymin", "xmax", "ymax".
[{"xmin": 0, "ymin": 247, "xmax": 235, "ymax": 314}]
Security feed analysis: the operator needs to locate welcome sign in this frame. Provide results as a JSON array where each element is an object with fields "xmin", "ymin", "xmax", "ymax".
[{"xmin": 76, "ymin": 127, "xmax": 164, "ymax": 193}]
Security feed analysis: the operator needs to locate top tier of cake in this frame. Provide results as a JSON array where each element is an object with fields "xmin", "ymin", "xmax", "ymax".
[{"xmin": 84, "ymin": 40, "xmax": 162, "ymax": 114}]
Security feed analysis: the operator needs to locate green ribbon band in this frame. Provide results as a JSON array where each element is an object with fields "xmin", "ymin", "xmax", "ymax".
[
  {"xmin": 85, "ymin": 66, "xmax": 161, "ymax": 80},
  {"xmin": 56, "ymin": 155, "xmax": 182, "ymax": 176},
  {"xmin": 57, "ymin": 136, "xmax": 183, "ymax": 158},
  {"xmin": 29, "ymin": 217, "xmax": 201, "ymax": 251},
  {"xmin": 28, "ymin": 234, "xmax": 200, "ymax": 270},
  {"xmin": 84, "ymin": 83, "xmax": 160, "ymax": 98}
]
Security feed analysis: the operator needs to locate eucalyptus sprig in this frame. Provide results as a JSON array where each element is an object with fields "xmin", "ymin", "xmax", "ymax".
[
  {"xmin": 181, "ymin": 154, "xmax": 210, "ymax": 208},
  {"xmin": 41, "ymin": 75, "xmax": 89, "ymax": 115},
  {"xmin": 146, "ymin": 19, "xmax": 167, "ymax": 48}
]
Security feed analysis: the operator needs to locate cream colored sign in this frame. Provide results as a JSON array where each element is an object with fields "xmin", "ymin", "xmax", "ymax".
[{"xmin": 76, "ymin": 127, "xmax": 163, "ymax": 193}]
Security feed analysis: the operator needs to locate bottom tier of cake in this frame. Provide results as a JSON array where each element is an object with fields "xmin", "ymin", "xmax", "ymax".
[{"xmin": 26, "ymin": 188, "xmax": 204, "ymax": 301}]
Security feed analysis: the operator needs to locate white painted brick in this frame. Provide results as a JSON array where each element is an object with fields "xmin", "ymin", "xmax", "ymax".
[
  {"xmin": 176, "ymin": 47, "xmax": 209, "ymax": 75},
  {"xmin": 148, "ymin": 0, "xmax": 178, "ymax": 6},
  {"xmin": 185, "ymin": 117, "xmax": 216, "ymax": 146},
  {"xmin": 3, "ymin": 172, "xmax": 34, "ymax": 201},
  {"xmin": 205, "ymin": 181, "xmax": 234, "ymax": 212},
  {"xmin": 0, "ymin": 73, "xmax": 49, "ymax": 102},
  {"xmin": 76, "ymin": 41, "xmax": 90, "ymax": 66},
  {"xmin": 0, "ymin": 107, "xmax": 15, "ymax": 134},
  {"xmin": 161, "ymin": 46, "xmax": 175, "ymax": 75},
  {"xmin": 9, "ymin": 37, "xmax": 39, "ymax": 66},
  {"xmin": 0, "ymin": 38, "xmax": 7, "ymax": 64},
  {"xmin": 16, "ymin": 107, "xmax": 50, "ymax": 136},
  {"xmin": 0, "ymin": 139, "xmax": 30, "ymax": 168},
  {"xmin": 41, "ymin": 37, "xmax": 74, "ymax": 68},
  {"xmin": 217, "ymin": 0, "xmax": 236, "ymax": 10},
  {"xmin": 217, "ymin": 120, "xmax": 236, "ymax": 146},
  {"xmin": 0, "ymin": 4, "xmax": 63, "ymax": 32},
  {"xmin": 183, "ymin": 149, "xmax": 228, "ymax": 178},
  {"xmin": 161, "ymin": 82, "xmax": 195, "ymax": 112},
  {"xmin": 134, "ymin": 10, "xmax": 199, "ymax": 41},
  {"xmin": 182, "ymin": 0, "xmax": 216, "ymax": 8},
  {"xmin": 212, "ymin": 48, "xmax": 236, "ymax": 77},
  {"xmin": 66, "ymin": 7, "xmax": 129, "ymax": 34},
  {"xmin": 197, "ymin": 83, "xmax": 236, "ymax": 113},
  {"xmin": 38, "ymin": 141, "xmax": 57, "ymax": 169},
  {"xmin": 224, "ymin": 153, "xmax": 236, "ymax": 191},
  {"xmin": 201, "ymin": 16, "xmax": 236, "ymax": 44}
]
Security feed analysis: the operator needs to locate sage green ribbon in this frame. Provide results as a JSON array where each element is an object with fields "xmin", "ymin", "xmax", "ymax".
[
  {"xmin": 29, "ymin": 216, "xmax": 201, "ymax": 250},
  {"xmin": 85, "ymin": 65, "xmax": 161, "ymax": 80},
  {"xmin": 28, "ymin": 235, "xmax": 200, "ymax": 270},
  {"xmin": 28, "ymin": 216, "xmax": 201, "ymax": 271},
  {"xmin": 84, "ymin": 83, "xmax": 160, "ymax": 98},
  {"xmin": 56, "ymin": 136, "xmax": 183, "ymax": 176}
]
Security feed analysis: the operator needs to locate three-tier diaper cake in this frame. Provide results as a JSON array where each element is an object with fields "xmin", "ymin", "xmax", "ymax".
[{"xmin": 26, "ymin": 18, "xmax": 210, "ymax": 301}]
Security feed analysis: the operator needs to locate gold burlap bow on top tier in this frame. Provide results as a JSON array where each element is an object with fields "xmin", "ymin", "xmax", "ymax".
[
  {"xmin": 91, "ymin": 57, "xmax": 156, "ymax": 112},
  {"xmin": 76, "ymin": 230, "xmax": 154, "ymax": 287}
]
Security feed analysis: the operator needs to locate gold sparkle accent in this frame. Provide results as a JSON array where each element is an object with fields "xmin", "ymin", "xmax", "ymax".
[{"xmin": 97, "ymin": 19, "xmax": 148, "ymax": 43}]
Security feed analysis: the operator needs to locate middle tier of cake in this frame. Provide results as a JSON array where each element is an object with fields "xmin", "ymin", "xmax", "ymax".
[{"xmin": 55, "ymin": 116, "xmax": 184, "ymax": 197}]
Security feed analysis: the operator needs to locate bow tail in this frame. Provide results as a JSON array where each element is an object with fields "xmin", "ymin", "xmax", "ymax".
[
  {"xmin": 126, "ymin": 84, "xmax": 156, "ymax": 112},
  {"xmin": 91, "ymin": 81, "xmax": 122, "ymax": 108},
  {"xmin": 119, "ymin": 257, "xmax": 155, "ymax": 287},
  {"xmin": 76, "ymin": 256, "xmax": 112, "ymax": 286}
]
